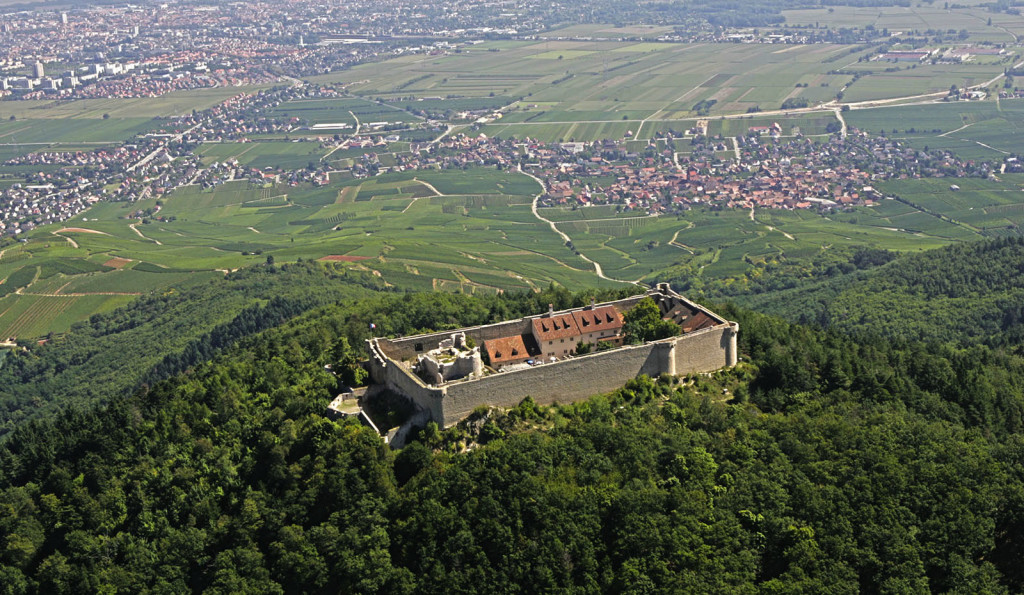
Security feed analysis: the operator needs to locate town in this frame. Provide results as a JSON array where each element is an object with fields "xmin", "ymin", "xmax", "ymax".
[
  {"xmin": 1, "ymin": 0, "xmax": 1017, "ymax": 101},
  {"xmin": 0, "ymin": 0, "xmax": 533, "ymax": 100},
  {"xmin": 0, "ymin": 77, "xmax": 1011, "ymax": 236}
]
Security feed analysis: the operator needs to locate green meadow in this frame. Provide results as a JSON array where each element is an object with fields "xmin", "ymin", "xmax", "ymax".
[
  {"xmin": 548, "ymin": 188, "xmax": 989, "ymax": 285},
  {"xmin": 0, "ymin": 168, "xmax": 617, "ymax": 337},
  {"xmin": 0, "ymin": 86, "xmax": 274, "ymax": 120},
  {"xmin": 4, "ymin": 22, "xmax": 1024, "ymax": 338},
  {"xmin": 198, "ymin": 140, "xmax": 331, "ymax": 169},
  {"xmin": 307, "ymin": 39, "xmax": 1016, "ymax": 141},
  {"xmin": 783, "ymin": 4, "xmax": 1024, "ymax": 43},
  {"xmin": 6, "ymin": 159, "xmax": 1024, "ymax": 338},
  {"xmin": 846, "ymin": 99, "xmax": 1024, "ymax": 159}
]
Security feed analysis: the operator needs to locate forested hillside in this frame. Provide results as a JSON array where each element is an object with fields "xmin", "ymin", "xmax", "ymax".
[
  {"xmin": 666, "ymin": 237, "xmax": 1024, "ymax": 347},
  {"xmin": 0, "ymin": 261, "xmax": 389, "ymax": 435},
  {"xmin": 2, "ymin": 284, "xmax": 1024, "ymax": 592}
]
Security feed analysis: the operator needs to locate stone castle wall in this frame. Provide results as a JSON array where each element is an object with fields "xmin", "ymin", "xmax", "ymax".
[
  {"xmin": 674, "ymin": 324, "xmax": 736, "ymax": 374},
  {"xmin": 380, "ymin": 318, "xmax": 533, "ymax": 360},
  {"xmin": 441, "ymin": 325, "xmax": 732, "ymax": 427},
  {"xmin": 368, "ymin": 286, "xmax": 739, "ymax": 428},
  {"xmin": 442, "ymin": 341, "xmax": 665, "ymax": 426},
  {"xmin": 374, "ymin": 344, "xmax": 445, "ymax": 421}
]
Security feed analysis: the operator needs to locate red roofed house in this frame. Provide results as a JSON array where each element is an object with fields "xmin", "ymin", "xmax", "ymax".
[
  {"xmin": 483, "ymin": 335, "xmax": 536, "ymax": 369},
  {"xmin": 532, "ymin": 308, "xmax": 582, "ymax": 359},
  {"xmin": 571, "ymin": 304, "xmax": 624, "ymax": 349}
]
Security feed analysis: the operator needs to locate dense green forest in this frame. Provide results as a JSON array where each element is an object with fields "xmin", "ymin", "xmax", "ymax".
[
  {"xmin": 2, "ymin": 270, "xmax": 1024, "ymax": 592},
  {"xmin": 0, "ymin": 261, "xmax": 389, "ymax": 435},
  {"xmin": 664, "ymin": 237, "xmax": 1024, "ymax": 348}
]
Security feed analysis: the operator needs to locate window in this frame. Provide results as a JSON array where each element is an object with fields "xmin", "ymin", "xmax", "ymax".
[{"xmin": 414, "ymin": 343, "xmax": 423, "ymax": 352}]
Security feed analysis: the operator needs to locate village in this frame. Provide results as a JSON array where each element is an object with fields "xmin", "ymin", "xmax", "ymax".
[
  {"xmin": 388, "ymin": 126, "xmax": 993, "ymax": 214},
  {"xmin": 0, "ymin": 75, "xmax": 1006, "ymax": 236}
]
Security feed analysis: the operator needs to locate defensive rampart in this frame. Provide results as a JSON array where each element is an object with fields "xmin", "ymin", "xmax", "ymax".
[{"xmin": 367, "ymin": 285, "xmax": 738, "ymax": 428}]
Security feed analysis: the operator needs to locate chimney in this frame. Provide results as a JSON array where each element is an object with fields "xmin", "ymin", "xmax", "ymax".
[{"xmin": 547, "ymin": 303, "xmax": 554, "ymax": 317}]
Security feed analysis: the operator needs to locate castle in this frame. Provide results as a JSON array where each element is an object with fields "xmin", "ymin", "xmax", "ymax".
[{"xmin": 368, "ymin": 284, "xmax": 739, "ymax": 428}]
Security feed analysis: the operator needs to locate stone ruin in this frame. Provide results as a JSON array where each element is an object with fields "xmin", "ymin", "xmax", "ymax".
[{"xmin": 414, "ymin": 332, "xmax": 484, "ymax": 385}]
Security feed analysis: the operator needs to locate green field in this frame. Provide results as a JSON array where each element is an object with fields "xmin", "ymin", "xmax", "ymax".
[
  {"xmin": 550, "ymin": 195, "xmax": 981, "ymax": 284},
  {"xmin": 842, "ymin": 62, "xmax": 1009, "ymax": 103},
  {"xmin": 846, "ymin": 99, "xmax": 1024, "ymax": 158},
  {"xmin": 783, "ymin": 4, "xmax": 1024, "ymax": 43},
  {"xmin": 0, "ymin": 168, "xmax": 617, "ymax": 337},
  {"xmin": 267, "ymin": 97, "xmax": 421, "ymax": 127},
  {"xmin": 0, "ymin": 118, "xmax": 158, "ymax": 144},
  {"xmin": 198, "ymin": 140, "xmax": 330, "ymax": 169},
  {"xmin": 3, "ymin": 17, "xmax": 1023, "ymax": 338},
  {"xmin": 0, "ymin": 86, "xmax": 274, "ymax": 120},
  {"xmin": 7, "ymin": 160, "xmax": 1024, "ymax": 339},
  {"xmin": 304, "ymin": 39, "xmax": 1016, "ymax": 141},
  {"xmin": 548, "ymin": 173, "xmax": 1024, "ymax": 285}
]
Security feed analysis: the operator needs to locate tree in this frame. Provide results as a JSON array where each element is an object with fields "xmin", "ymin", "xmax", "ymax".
[{"xmin": 622, "ymin": 297, "xmax": 679, "ymax": 344}]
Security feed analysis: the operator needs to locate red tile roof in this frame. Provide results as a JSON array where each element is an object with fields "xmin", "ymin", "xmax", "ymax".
[
  {"xmin": 484, "ymin": 335, "xmax": 531, "ymax": 365},
  {"xmin": 680, "ymin": 311, "xmax": 718, "ymax": 333},
  {"xmin": 571, "ymin": 305, "xmax": 623, "ymax": 335},
  {"xmin": 531, "ymin": 314, "xmax": 581, "ymax": 342}
]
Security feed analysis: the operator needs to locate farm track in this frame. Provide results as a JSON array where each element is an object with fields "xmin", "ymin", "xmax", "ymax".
[
  {"xmin": 53, "ymin": 227, "xmax": 111, "ymax": 247},
  {"xmin": 129, "ymin": 223, "xmax": 163, "ymax": 245},
  {"xmin": 351, "ymin": 110, "xmax": 360, "ymax": 136},
  {"xmin": 520, "ymin": 165, "xmax": 641, "ymax": 287},
  {"xmin": 833, "ymin": 107, "xmax": 847, "ymax": 138},
  {"xmin": 400, "ymin": 178, "xmax": 444, "ymax": 213},
  {"xmin": 50, "ymin": 232, "xmax": 79, "ymax": 248},
  {"xmin": 750, "ymin": 206, "xmax": 795, "ymax": 240},
  {"xmin": 669, "ymin": 227, "xmax": 695, "ymax": 254},
  {"xmin": 429, "ymin": 125, "xmax": 456, "ymax": 145}
]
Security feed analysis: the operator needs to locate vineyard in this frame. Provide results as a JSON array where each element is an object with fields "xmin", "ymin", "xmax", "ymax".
[
  {"xmin": 0, "ymin": 295, "xmax": 78, "ymax": 339},
  {"xmin": 556, "ymin": 216, "xmax": 653, "ymax": 236}
]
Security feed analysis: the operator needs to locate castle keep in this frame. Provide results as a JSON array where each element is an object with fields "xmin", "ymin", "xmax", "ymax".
[{"xmin": 368, "ymin": 284, "xmax": 738, "ymax": 428}]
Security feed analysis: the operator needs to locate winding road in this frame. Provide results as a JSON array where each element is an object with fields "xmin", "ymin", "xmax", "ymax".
[{"xmin": 519, "ymin": 165, "xmax": 641, "ymax": 287}]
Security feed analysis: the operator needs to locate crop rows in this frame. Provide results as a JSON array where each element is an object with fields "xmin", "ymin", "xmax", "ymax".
[{"xmin": 0, "ymin": 296, "xmax": 77, "ymax": 339}]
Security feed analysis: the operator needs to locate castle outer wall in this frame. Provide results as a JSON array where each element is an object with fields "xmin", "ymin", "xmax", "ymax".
[
  {"xmin": 369, "ymin": 307, "xmax": 738, "ymax": 428},
  {"xmin": 442, "ymin": 324, "xmax": 734, "ymax": 426}
]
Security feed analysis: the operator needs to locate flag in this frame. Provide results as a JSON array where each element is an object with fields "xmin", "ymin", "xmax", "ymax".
[{"xmin": 369, "ymin": 323, "xmax": 376, "ymax": 329}]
